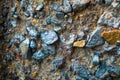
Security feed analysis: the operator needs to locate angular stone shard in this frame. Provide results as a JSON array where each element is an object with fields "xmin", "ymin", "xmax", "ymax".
[
  {"xmin": 86, "ymin": 27, "xmax": 104, "ymax": 48},
  {"xmin": 72, "ymin": 0, "xmax": 90, "ymax": 10},
  {"xmin": 40, "ymin": 30, "xmax": 58, "ymax": 44}
]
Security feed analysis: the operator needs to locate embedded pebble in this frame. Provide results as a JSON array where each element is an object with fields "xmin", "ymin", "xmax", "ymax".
[
  {"xmin": 36, "ymin": 3, "xmax": 44, "ymax": 11},
  {"xmin": 32, "ymin": 50, "xmax": 48, "ymax": 60},
  {"xmin": 29, "ymin": 29, "xmax": 38, "ymax": 39},
  {"xmin": 86, "ymin": 27, "xmax": 104, "ymax": 47},
  {"xmin": 40, "ymin": 30, "xmax": 58, "ymax": 44},
  {"xmin": 52, "ymin": 56, "xmax": 65, "ymax": 69},
  {"xmin": 72, "ymin": 0, "xmax": 90, "ymax": 10},
  {"xmin": 73, "ymin": 40, "xmax": 85, "ymax": 47},
  {"xmin": 42, "ymin": 44, "xmax": 56, "ymax": 55},
  {"xmin": 92, "ymin": 55, "xmax": 99, "ymax": 66}
]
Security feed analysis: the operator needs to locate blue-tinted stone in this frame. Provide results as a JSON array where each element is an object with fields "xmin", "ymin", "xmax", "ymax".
[
  {"xmin": 56, "ymin": 12, "xmax": 65, "ymax": 19},
  {"xmin": 51, "ymin": 18, "xmax": 62, "ymax": 25},
  {"xmin": 51, "ymin": 3, "xmax": 61, "ymax": 11},
  {"xmin": 95, "ymin": 61, "xmax": 107, "ymax": 78},
  {"xmin": 46, "ymin": 16, "xmax": 51, "ymax": 24},
  {"xmin": 20, "ymin": 0, "xmax": 27, "ymax": 8},
  {"xmin": 52, "ymin": 56, "xmax": 64, "ymax": 68},
  {"xmin": 67, "ymin": 18, "xmax": 73, "ymax": 24},
  {"xmin": 71, "ymin": 61, "xmax": 89, "ymax": 79},
  {"xmin": 29, "ymin": 29, "xmax": 38, "ymax": 39},
  {"xmin": 72, "ymin": 0, "xmax": 90, "ymax": 10},
  {"xmin": 86, "ymin": 27, "xmax": 104, "ymax": 48},
  {"xmin": 30, "ymin": 39, "xmax": 37, "ymax": 52},
  {"xmin": 40, "ymin": 30, "xmax": 58, "ymax": 44},
  {"xmin": 105, "ymin": 0, "xmax": 112, "ymax": 5},
  {"xmin": 92, "ymin": 55, "xmax": 99, "ymax": 66},
  {"xmin": 10, "ymin": 20, "xmax": 17, "ymax": 27},
  {"xmin": 62, "ymin": 0, "xmax": 72, "ymax": 13},
  {"xmin": 32, "ymin": 50, "xmax": 48, "ymax": 60},
  {"xmin": 107, "ymin": 65, "xmax": 120, "ymax": 76},
  {"xmin": 24, "ymin": 12, "xmax": 30, "ymax": 17},
  {"xmin": 5, "ymin": 54, "xmax": 13, "ymax": 61},
  {"xmin": 34, "ymin": 12, "xmax": 45, "ymax": 19},
  {"xmin": 36, "ymin": 3, "xmax": 44, "ymax": 11},
  {"xmin": 42, "ymin": 44, "xmax": 56, "ymax": 55}
]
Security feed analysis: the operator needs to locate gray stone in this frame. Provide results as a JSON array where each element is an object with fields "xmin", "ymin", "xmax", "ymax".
[
  {"xmin": 20, "ymin": 38, "xmax": 30, "ymax": 59},
  {"xmin": 92, "ymin": 55, "xmax": 99, "ymax": 66},
  {"xmin": 105, "ymin": 0, "xmax": 112, "ymax": 5},
  {"xmin": 30, "ymin": 39, "xmax": 37, "ymax": 52},
  {"xmin": 71, "ymin": 61, "xmax": 89, "ymax": 79},
  {"xmin": 97, "ymin": 11, "xmax": 116, "ymax": 27},
  {"xmin": 51, "ymin": 3, "xmax": 62, "ymax": 11},
  {"xmin": 45, "ymin": 16, "xmax": 51, "ymax": 24},
  {"xmin": 113, "ymin": 17, "xmax": 120, "ymax": 29},
  {"xmin": 42, "ymin": 44, "xmax": 56, "ymax": 55},
  {"xmin": 53, "ymin": 26, "xmax": 62, "ymax": 33},
  {"xmin": 41, "ymin": 30, "xmax": 58, "ymax": 44},
  {"xmin": 67, "ymin": 18, "xmax": 73, "ymax": 24},
  {"xmin": 29, "ymin": 29, "xmax": 38, "ymax": 39},
  {"xmin": 98, "ymin": 12, "xmax": 120, "ymax": 29},
  {"xmin": 52, "ymin": 56, "xmax": 64, "ymax": 69},
  {"xmin": 61, "ymin": 0, "xmax": 72, "ymax": 13},
  {"xmin": 56, "ymin": 12, "xmax": 65, "ymax": 19},
  {"xmin": 86, "ymin": 27, "xmax": 104, "ymax": 47},
  {"xmin": 72, "ymin": 0, "xmax": 90, "ymax": 10},
  {"xmin": 51, "ymin": 18, "xmax": 62, "ymax": 25},
  {"xmin": 9, "ymin": 33, "xmax": 25, "ymax": 45},
  {"xmin": 36, "ymin": 3, "xmax": 44, "ymax": 11},
  {"xmin": 112, "ymin": 1, "xmax": 120, "ymax": 9},
  {"xmin": 95, "ymin": 0, "xmax": 103, "ymax": 4},
  {"xmin": 32, "ymin": 50, "xmax": 48, "ymax": 60},
  {"xmin": 77, "ymin": 31, "xmax": 85, "ymax": 40},
  {"xmin": 10, "ymin": 20, "xmax": 17, "ymax": 27}
]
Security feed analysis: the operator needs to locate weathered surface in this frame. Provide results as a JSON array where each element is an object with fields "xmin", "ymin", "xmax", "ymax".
[
  {"xmin": 101, "ymin": 30, "xmax": 120, "ymax": 44},
  {"xmin": 40, "ymin": 30, "xmax": 58, "ymax": 44},
  {"xmin": 86, "ymin": 27, "xmax": 104, "ymax": 47}
]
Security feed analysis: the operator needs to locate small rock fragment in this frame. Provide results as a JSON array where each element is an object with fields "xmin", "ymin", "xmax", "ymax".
[
  {"xmin": 45, "ymin": 16, "xmax": 51, "ymax": 24},
  {"xmin": 42, "ymin": 44, "xmax": 56, "ymax": 55},
  {"xmin": 30, "ymin": 39, "xmax": 37, "ymax": 52},
  {"xmin": 95, "ymin": 61, "xmax": 107, "ymax": 79},
  {"xmin": 36, "ymin": 3, "xmax": 44, "ymax": 11},
  {"xmin": 86, "ymin": 27, "xmax": 104, "ymax": 47},
  {"xmin": 105, "ymin": 0, "xmax": 112, "ymax": 5},
  {"xmin": 56, "ymin": 12, "xmax": 65, "ymax": 19},
  {"xmin": 77, "ymin": 31, "xmax": 85, "ymax": 40},
  {"xmin": 112, "ymin": 1, "xmax": 120, "ymax": 9},
  {"xmin": 19, "ymin": 38, "xmax": 30, "ymax": 59},
  {"xmin": 61, "ymin": 0, "xmax": 72, "ymax": 13},
  {"xmin": 29, "ymin": 29, "xmax": 38, "ymax": 39},
  {"xmin": 67, "ymin": 17, "xmax": 73, "ymax": 24},
  {"xmin": 40, "ymin": 30, "xmax": 58, "ymax": 44},
  {"xmin": 52, "ymin": 56, "xmax": 65, "ymax": 69},
  {"xmin": 10, "ymin": 20, "xmax": 17, "ymax": 27},
  {"xmin": 92, "ymin": 55, "xmax": 99, "ymax": 66},
  {"xmin": 71, "ymin": 61, "xmax": 89, "ymax": 79},
  {"xmin": 72, "ymin": 0, "xmax": 90, "ymax": 10},
  {"xmin": 73, "ymin": 40, "xmax": 85, "ymax": 47},
  {"xmin": 101, "ymin": 30, "xmax": 120, "ymax": 44},
  {"xmin": 32, "ymin": 50, "xmax": 48, "ymax": 60},
  {"xmin": 51, "ymin": 3, "xmax": 61, "ymax": 11}
]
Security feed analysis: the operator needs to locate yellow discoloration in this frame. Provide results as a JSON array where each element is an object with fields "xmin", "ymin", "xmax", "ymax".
[
  {"xmin": 73, "ymin": 40, "xmax": 86, "ymax": 47},
  {"xmin": 101, "ymin": 30, "xmax": 120, "ymax": 44}
]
